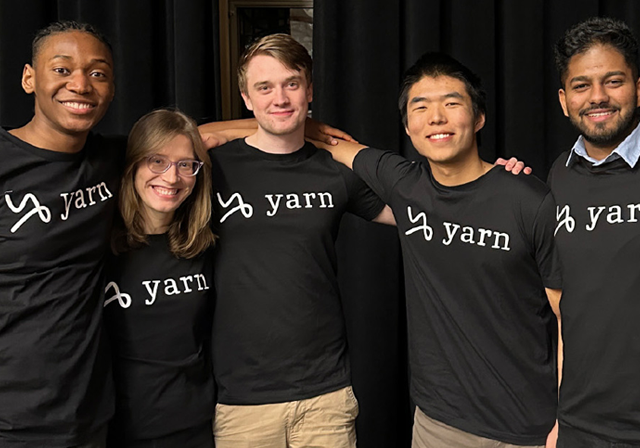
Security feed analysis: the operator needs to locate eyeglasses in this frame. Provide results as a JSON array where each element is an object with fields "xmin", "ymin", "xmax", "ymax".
[{"xmin": 146, "ymin": 154, "xmax": 204, "ymax": 177}]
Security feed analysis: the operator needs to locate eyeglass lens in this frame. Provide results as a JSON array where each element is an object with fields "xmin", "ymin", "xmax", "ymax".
[{"xmin": 147, "ymin": 155, "xmax": 202, "ymax": 176}]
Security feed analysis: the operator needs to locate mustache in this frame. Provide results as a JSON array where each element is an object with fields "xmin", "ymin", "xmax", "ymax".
[{"xmin": 579, "ymin": 103, "xmax": 619, "ymax": 116}]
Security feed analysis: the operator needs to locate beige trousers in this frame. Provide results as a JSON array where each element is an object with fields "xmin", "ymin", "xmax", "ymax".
[
  {"xmin": 412, "ymin": 407, "xmax": 545, "ymax": 448},
  {"xmin": 214, "ymin": 386, "xmax": 359, "ymax": 448}
]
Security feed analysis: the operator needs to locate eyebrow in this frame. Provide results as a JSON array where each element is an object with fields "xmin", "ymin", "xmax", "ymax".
[
  {"xmin": 569, "ymin": 70, "xmax": 627, "ymax": 83},
  {"xmin": 51, "ymin": 55, "xmax": 112, "ymax": 67},
  {"xmin": 252, "ymin": 75, "xmax": 302, "ymax": 89},
  {"xmin": 410, "ymin": 91, "xmax": 464, "ymax": 104}
]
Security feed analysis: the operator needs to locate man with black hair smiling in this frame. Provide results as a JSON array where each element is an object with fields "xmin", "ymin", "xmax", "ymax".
[
  {"xmin": 550, "ymin": 17, "xmax": 640, "ymax": 447},
  {"xmin": 0, "ymin": 21, "xmax": 119, "ymax": 448},
  {"xmin": 315, "ymin": 52, "xmax": 562, "ymax": 448}
]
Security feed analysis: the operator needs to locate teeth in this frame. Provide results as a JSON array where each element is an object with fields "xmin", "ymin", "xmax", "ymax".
[
  {"xmin": 154, "ymin": 187, "xmax": 178, "ymax": 196},
  {"xmin": 429, "ymin": 133, "xmax": 452, "ymax": 140},
  {"xmin": 62, "ymin": 102, "xmax": 93, "ymax": 110},
  {"xmin": 587, "ymin": 111, "xmax": 613, "ymax": 117}
]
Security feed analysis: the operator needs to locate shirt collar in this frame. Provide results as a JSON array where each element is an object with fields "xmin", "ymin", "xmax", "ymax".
[{"xmin": 566, "ymin": 121, "xmax": 640, "ymax": 168}]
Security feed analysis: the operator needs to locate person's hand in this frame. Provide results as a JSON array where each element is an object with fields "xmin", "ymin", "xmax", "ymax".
[
  {"xmin": 546, "ymin": 420, "xmax": 558, "ymax": 448},
  {"xmin": 201, "ymin": 132, "xmax": 228, "ymax": 150},
  {"xmin": 305, "ymin": 117, "xmax": 358, "ymax": 145},
  {"xmin": 495, "ymin": 157, "xmax": 532, "ymax": 175}
]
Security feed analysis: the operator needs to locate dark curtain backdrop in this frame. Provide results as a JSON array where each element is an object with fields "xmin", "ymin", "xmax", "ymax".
[
  {"xmin": 1, "ymin": 1, "xmax": 640, "ymax": 448},
  {"xmin": 313, "ymin": 1, "xmax": 640, "ymax": 447},
  {"xmin": 0, "ymin": 0, "xmax": 222, "ymax": 133}
]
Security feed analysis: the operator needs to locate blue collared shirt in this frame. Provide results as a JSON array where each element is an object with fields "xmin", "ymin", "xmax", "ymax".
[{"xmin": 566, "ymin": 122, "xmax": 640, "ymax": 168}]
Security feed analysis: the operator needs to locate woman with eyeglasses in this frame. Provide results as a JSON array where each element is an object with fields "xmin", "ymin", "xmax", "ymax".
[{"xmin": 103, "ymin": 109, "xmax": 216, "ymax": 448}]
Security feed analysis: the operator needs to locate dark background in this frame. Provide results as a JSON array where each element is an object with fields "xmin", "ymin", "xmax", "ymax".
[{"xmin": 1, "ymin": 1, "xmax": 639, "ymax": 446}]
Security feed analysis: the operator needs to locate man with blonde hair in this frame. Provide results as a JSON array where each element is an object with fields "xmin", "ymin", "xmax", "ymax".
[{"xmin": 207, "ymin": 33, "xmax": 392, "ymax": 448}]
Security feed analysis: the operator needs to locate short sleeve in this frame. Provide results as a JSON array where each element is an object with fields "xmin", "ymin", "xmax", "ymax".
[
  {"xmin": 340, "ymin": 164, "xmax": 385, "ymax": 221},
  {"xmin": 353, "ymin": 148, "xmax": 416, "ymax": 204},
  {"xmin": 532, "ymin": 191, "xmax": 563, "ymax": 289}
]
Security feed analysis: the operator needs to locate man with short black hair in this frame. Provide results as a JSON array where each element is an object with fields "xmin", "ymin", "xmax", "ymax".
[
  {"xmin": 550, "ymin": 17, "xmax": 640, "ymax": 447},
  {"xmin": 316, "ymin": 52, "xmax": 563, "ymax": 448},
  {"xmin": 0, "ymin": 21, "xmax": 120, "ymax": 448}
]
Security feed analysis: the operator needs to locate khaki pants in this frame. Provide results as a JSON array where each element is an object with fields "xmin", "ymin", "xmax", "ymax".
[
  {"xmin": 214, "ymin": 386, "xmax": 359, "ymax": 448},
  {"xmin": 412, "ymin": 407, "xmax": 545, "ymax": 448}
]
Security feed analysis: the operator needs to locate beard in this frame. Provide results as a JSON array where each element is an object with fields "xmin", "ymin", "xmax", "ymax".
[{"xmin": 570, "ymin": 102, "xmax": 640, "ymax": 146}]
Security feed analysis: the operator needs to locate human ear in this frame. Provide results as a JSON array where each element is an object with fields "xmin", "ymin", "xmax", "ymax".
[
  {"xmin": 21, "ymin": 64, "xmax": 35, "ymax": 94},
  {"xmin": 241, "ymin": 91, "xmax": 254, "ymax": 111},
  {"xmin": 558, "ymin": 89, "xmax": 569, "ymax": 117}
]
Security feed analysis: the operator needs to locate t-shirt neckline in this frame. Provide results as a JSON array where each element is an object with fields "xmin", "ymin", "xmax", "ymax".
[
  {"xmin": 240, "ymin": 138, "xmax": 315, "ymax": 163},
  {"xmin": 0, "ymin": 127, "xmax": 88, "ymax": 162},
  {"xmin": 430, "ymin": 164, "xmax": 502, "ymax": 192}
]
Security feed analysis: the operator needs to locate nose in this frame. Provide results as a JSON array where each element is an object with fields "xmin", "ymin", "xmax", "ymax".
[
  {"xmin": 428, "ymin": 104, "xmax": 447, "ymax": 125},
  {"xmin": 273, "ymin": 86, "xmax": 290, "ymax": 106},
  {"xmin": 67, "ymin": 71, "xmax": 92, "ymax": 94},
  {"xmin": 161, "ymin": 164, "xmax": 180, "ymax": 183},
  {"xmin": 589, "ymin": 83, "xmax": 609, "ymax": 105}
]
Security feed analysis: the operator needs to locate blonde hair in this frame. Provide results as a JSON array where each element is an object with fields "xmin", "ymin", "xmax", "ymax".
[
  {"xmin": 237, "ymin": 33, "xmax": 312, "ymax": 94},
  {"xmin": 113, "ymin": 108, "xmax": 216, "ymax": 258}
]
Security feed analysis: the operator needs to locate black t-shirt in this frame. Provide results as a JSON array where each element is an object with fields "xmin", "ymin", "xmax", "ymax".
[
  {"xmin": 354, "ymin": 148, "xmax": 562, "ymax": 446},
  {"xmin": 0, "ymin": 128, "xmax": 124, "ymax": 447},
  {"xmin": 103, "ymin": 234, "xmax": 214, "ymax": 441},
  {"xmin": 548, "ymin": 153, "xmax": 640, "ymax": 443},
  {"xmin": 209, "ymin": 139, "xmax": 385, "ymax": 405}
]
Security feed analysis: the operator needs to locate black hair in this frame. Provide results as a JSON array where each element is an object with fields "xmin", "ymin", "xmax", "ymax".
[
  {"xmin": 555, "ymin": 17, "xmax": 639, "ymax": 86},
  {"xmin": 32, "ymin": 20, "xmax": 113, "ymax": 65}
]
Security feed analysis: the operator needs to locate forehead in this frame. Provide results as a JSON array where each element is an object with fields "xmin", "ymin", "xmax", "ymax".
[
  {"xmin": 245, "ymin": 54, "xmax": 306, "ymax": 84},
  {"xmin": 566, "ymin": 44, "xmax": 632, "ymax": 79},
  {"xmin": 408, "ymin": 75, "xmax": 470, "ymax": 99},
  {"xmin": 36, "ymin": 31, "xmax": 112, "ymax": 66},
  {"xmin": 153, "ymin": 134, "xmax": 195, "ymax": 157}
]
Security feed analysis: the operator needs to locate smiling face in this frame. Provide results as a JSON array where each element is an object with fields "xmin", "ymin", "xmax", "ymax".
[
  {"xmin": 22, "ymin": 31, "xmax": 115, "ymax": 138},
  {"xmin": 559, "ymin": 44, "xmax": 640, "ymax": 156},
  {"xmin": 134, "ymin": 134, "xmax": 197, "ymax": 230},
  {"xmin": 405, "ymin": 75, "xmax": 485, "ymax": 165},
  {"xmin": 241, "ymin": 54, "xmax": 312, "ymax": 138}
]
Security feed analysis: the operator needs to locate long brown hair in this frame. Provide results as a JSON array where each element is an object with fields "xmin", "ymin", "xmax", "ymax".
[{"xmin": 113, "ymin": 108, "xmax": 215, "ymax": 258}]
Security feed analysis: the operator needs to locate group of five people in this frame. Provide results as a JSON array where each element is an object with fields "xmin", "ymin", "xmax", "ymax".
[{"xmin": 0, "ymin": 14, "xmax": 638, "ymax": 448}]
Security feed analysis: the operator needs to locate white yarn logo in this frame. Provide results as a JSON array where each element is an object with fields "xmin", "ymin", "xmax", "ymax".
[
  {"xmin": 217, "ymin": 192, "xmax": 253, "ymax": 223},
  {"xmin": 405, "ymin": 206, "xmax": 433, "ymax": 241},
  {"xmin": 555, "ymin": 205, "xmax": 575, "ymax": 235},
  {"xmin": 4, "ymin": 192, "xmax": 52, "ymax": 233},
  {"xmin": 104, "ymin": 281, "xmax": 132, "ymax": 308}
]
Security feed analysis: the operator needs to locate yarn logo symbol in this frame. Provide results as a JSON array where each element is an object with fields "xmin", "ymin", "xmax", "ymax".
[
  {"xmin": 4, "ymin": 192, "xmax": 52, "ymax": 233},
  {"xmin": 405, "ymin": 206, "xmax": 433, "ymax": 241},
  {"xmin": 555, "ymin": 205, "xmax": 575, "ymax": 236},
  {"xmin": 217, "ymin": 192, "xmax": 253, "ymax": 223},
  {"xmin": 104, "ymin": 281, "xmax": 132, "ymax": 308}
]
